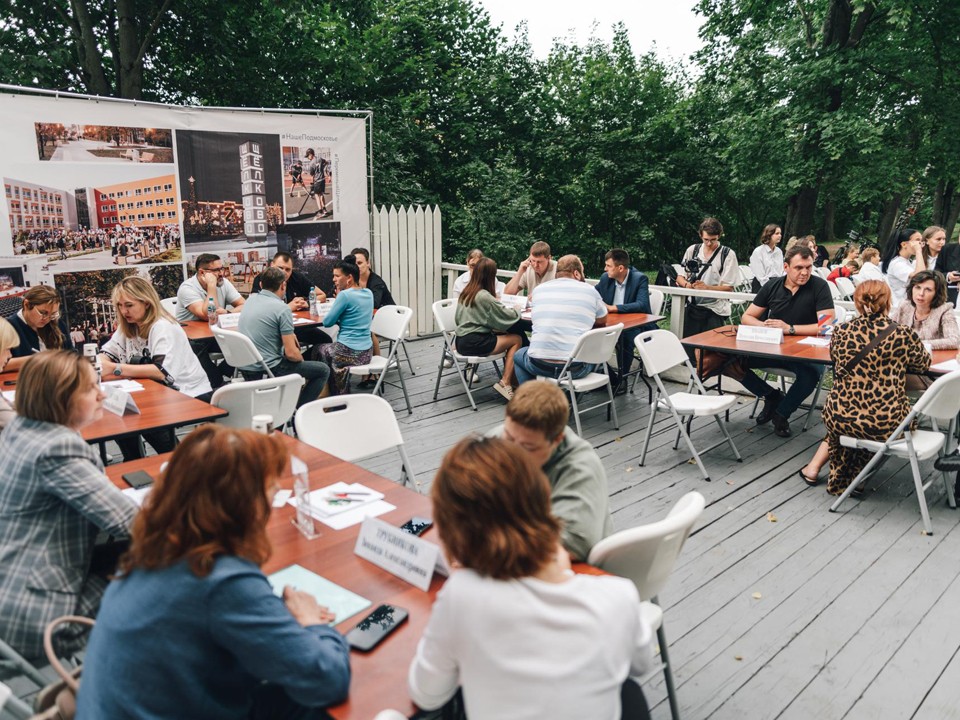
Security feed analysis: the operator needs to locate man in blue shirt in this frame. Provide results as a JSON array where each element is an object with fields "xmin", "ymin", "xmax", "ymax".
[
  {"xmin": 238, "ymin": 267, "xmax": 330, "ymax": 407},
  {"xmin": 595, "ymin": 249, "xmax": 656, "ymax": 391}
]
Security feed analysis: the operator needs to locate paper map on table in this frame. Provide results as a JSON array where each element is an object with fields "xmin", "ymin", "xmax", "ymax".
[{"xmin": 268, "ymin": 564, "xmax": 371, "ymax": 625}]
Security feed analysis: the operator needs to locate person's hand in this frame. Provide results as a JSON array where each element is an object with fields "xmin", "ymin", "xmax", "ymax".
[
  {"xmin": 289, "ymin": 297, "xmax": 308, "ymax": 311},
  {"xmin": 691, "ymin": 280, "xmax": 708, "ymax": 290},
  {"xmin": 910, "ymin": 238, "xmax": 925, "ymax": 255},
  {"xmin": 99, "ymin": 357, "xmax": 117, "ymax": 375},
  {"xmin": 764, "ymin": 319, "xmax": 789, "ymax": 330},
  {"xmin": 201, "ymin": 270, "xmax": 218, "ymax": 292},
  {"xmin": 948, "ymin": 271, "xmax": 960, "ymax": 284},
  {"xmin": 605, "ymin": 303, "xmax": 618, "ymax": 313},
  {"xmin": 517, "ymin": 257, "xmax": 531, "ymax": 274},
  {"xmin": 283, "ymin": 587, "xmax": 336, "ymax": 626},
  {"xmin": 315, "ymin": 289, "xmax": 327, "ymax": 303}
]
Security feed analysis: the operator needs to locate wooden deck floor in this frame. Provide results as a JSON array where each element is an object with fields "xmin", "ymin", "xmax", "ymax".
[{"xmin": 364, "ymin": 335, "xmax": 960, "ymax": 720}]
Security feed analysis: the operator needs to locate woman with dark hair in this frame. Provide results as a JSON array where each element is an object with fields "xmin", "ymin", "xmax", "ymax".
[
  {"xmin": 748, "ymin": 224, "xmax": 783, "ymax": 291},
  {"xmin": 880, "ymin": 227, "xmax": 925, "ymax": 307},
  {"xmin": 807, "ymin": 281, "xmax": 930, "ymax": 495},
  {"xmin": 318, "ymin": 255, "xmax": 374, "ymax": 394},
  {"xmin": 0, "ymin": 351, "xmax": 137, "ymax": 660},
  {"xmin": 350, "ymin": 247, "xmax": 395, "ymax": 309},
  {"xmin": 75, "ymin": 426, "xmax": 350, "ymax": 718},
  {"xmin": 409, "ymin": 437, "xmax": 654, "ymax": 720},
  {"xmin": 890, "ymin": 270, "xmax": 958, "ymax": 348},
  {"xmin": 455, "ymin": 258, "xmax": 523, "ymax": 401},
  {"xmin": 5, "ymin": 284, "xmax": 74, "ymax": 372}
]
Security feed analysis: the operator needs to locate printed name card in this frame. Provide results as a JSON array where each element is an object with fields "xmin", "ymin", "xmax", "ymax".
[
  {"xmin": 737, "ymin": 325, "xmax": 784, "ymax": 345},
  {"xmin": 102, "ymin": 386, "xmax": 141, "ymax": 416},
  {"xmin": 354, "ymin": 517, "xmax": 440, "ymax": 591},
  {"xmin": 217, "ymin": 313, "xmax": 242, "ymax": 329}
]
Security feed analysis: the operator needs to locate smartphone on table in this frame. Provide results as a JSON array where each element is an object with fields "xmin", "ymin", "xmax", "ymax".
[
  {"xmin": 400, "ymin": 516, "xmax": 433, "ymax": 536},
  {"xmin": 122, "ymin": 470, "xmax": 154, "ymax": 489},
  {"xmin": 346, "ymin": 604, "xmax": 409, "ymax": 652}
]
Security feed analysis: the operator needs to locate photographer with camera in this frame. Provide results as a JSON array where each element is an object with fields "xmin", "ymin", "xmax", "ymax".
[{"xmin": 675, "ymin": 218, "xmax": 740, "ymax": 337}]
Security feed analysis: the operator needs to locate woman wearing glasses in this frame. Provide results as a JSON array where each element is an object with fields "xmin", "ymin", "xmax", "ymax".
[{"xmin": 6, "ymin": 285, "xmax": 74, "ymax": 372}]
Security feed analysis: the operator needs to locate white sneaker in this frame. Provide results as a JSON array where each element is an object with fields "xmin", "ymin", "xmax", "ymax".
[
  {"xmin": 492, "ymin": 382, "xmax": 514, "ymax": 401},
  {"xmin": 443, "ymin": 356, "xmax": 454, "ymax": 368},
  {"xmin": 467, "ymin": 368, "xmax": 479, "ymax": 385}
]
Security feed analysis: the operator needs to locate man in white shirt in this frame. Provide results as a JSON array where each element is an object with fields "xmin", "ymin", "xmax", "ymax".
[
  {"xmin": 675, "ymin": 217, "xmax": 740, "ymax": 337},
  {"xmin": 175, "ymin": 253, "xmax": 245, "ymax": 322},
  {"xmin": 502, "ymin": 240, "xmax": 558, "ymax": 296}
]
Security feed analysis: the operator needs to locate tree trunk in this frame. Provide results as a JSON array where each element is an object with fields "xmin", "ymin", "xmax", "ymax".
[
  {"xmin": 820, "ymin": 199, "xmax": 836, "ymax": 244},
  {"xmin": 944, "ymin": 190, "xmax": 960, "ymax": 241},
  {"xmin": 785, "ymin": 185, "xmax": 819, "ymax": 238},
  {"xmin": 877, "ymin": 194, "xmax": 902, "ymax": 247},
  {"xmin": 117, "ymin": 0, "xmax": 142, "ymax": 99}
]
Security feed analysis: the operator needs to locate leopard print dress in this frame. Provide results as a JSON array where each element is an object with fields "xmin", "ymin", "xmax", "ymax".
[{"xmin": 823, "ymin": 313, "xmax": 930, "ymax": 495}]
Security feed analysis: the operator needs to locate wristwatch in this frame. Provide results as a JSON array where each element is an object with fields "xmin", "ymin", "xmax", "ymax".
[
  {"xmin": 113, "ymin": 366, "xmax": 123, "ymax": 376},
  {"xmin": 788, "ymin": 325, "xmax": 796, "ymax": 336}
]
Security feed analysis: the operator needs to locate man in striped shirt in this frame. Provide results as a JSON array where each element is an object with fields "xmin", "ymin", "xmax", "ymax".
[{"xmin": 513, "ymin": 255, "xmax": 608, "ymax": 384}]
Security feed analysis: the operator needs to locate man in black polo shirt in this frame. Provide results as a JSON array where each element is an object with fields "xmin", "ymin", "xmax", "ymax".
[
  {"xmin": 739, "ymin": 245, "xmax": 834, "ymax": 437},
  {"xmin": 252, "ymin": 251, "xmax": 332, "ymax": 347}
]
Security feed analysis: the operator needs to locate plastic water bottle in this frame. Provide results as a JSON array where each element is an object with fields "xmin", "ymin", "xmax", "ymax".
[
  {"xmin": 308, "ymin": 286, "xmax": 318, "ymax": 318},
  {"xmin": 206, "ymin": 297, "xmax": 217, "ymax": 326}
]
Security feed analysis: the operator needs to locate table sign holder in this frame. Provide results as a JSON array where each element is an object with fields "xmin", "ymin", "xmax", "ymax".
[
  {"xmin": 354, "ymin": 517, "xmax": 440, "ymax": 591},
  {"xmin": 291, "ymin": 455, "xmax": 321, "ymax": 539},
  {"xmin": 736, "ymin": 325, "xmax": 784, "ymax": 345},
  {"xmin": 101, "ymin": 386, "xmax": 141, "ymax": 416},
  {"xmin": 217, "ymin": 313, "xmax": 242, "ymax": 329}
]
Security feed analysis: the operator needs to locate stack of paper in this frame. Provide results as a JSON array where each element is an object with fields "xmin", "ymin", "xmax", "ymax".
[
  {"xmin": 289, "ymin": 482, "xmax": 395, "ymax": 530},
  {"xmin": 268, "ymin": 564, "xmax": 371, "ymax": 625}
]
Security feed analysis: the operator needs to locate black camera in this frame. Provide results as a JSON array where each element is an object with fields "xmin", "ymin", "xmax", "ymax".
[{"xmin": 683, "ymin": 258, "xmax": 703, "ymax": 276}]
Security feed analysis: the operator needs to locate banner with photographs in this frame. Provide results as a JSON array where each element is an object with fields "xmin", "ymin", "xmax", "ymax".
[{"xmin": 0, "ymin": 90, "xmax": 370, "ymax": 333}]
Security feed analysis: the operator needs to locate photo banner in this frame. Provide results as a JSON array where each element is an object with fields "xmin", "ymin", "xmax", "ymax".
[{"xmin": 0, "ymin": 90, "xmax": 369, "ymax": 336}]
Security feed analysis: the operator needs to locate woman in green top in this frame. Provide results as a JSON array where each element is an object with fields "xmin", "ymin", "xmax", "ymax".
[{"xmin": 455, "ymin": 258, "xmax": 524, "ymax": 401}]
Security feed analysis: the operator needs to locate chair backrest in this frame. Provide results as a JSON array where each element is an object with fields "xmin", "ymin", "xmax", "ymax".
[
  {"xmin": 832, "ymin": 305, "xmax": 846, "ymax": 324},
  {"xmin": 212, "ymin": 326, "xmax": 267, "ymax": 369},
  {"xmin": 569, "ymin": 323, "xmax": 623, "ymax": 364},
  {"xmin": 648, "ymin": 288, "xmax": 664, "ymax": 317},
  {"xmin": 827, "ymin": 281, "xmax": 843, "ymax": 301},
  {"xmin": 815, "ymin": 267, "xmax": 831, "ymax": 280},
  {"xmin": 835, "ymin": 276, "xmax": 855, "ymax": 299},
  {"xmin": 294, "ymin": 395, "xmax": 405, "ymax": 462},
  {"xmin": 851, "ymin": 274, "xmax": 865, "ymax": 287},
  {"xmin": 634, "ymin": 329, "xmax": 689, "ymax": 377},
  {"xmin": 588, "ymin": 491, "xmax": 705, "ymax": 601},
  {"xmin": 160, "ymin": 296, "xmax": 178, "ymax": 315},
  {"xmin": 431, "ymin": 298, "xmax": 457, "ymax": 337},
  {"xmin": 912, "ymin": 369, "xmax": 960, "ymax": 422},
  {"xmin": 370, "ymin": 305, "xmax": 413, "ymax": 343},
  {"xmin": 210, "ymin": 374, "xmax": 303, "ymax": 429}
]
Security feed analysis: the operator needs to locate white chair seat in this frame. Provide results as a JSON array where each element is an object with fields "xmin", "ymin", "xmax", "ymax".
[
  {"xmin": 839, "ymin": 430, "xmax": 946, "ymax": 460},
  {"xmin": 454, "ymin": 350, "xmax": 506, "ymax": 364},
  {"xmin": 544, "ymin": 371, "xmax": 611, "ymax": 393},
  {"xmin": 660, "ymin": 392, "xmax": 737, "ymax": 416},
  {"xmin": 349, "ymin": 355, "xmax": 390, "ymax": 375},
  {"xmin": 639, "ymin": 600, "xmax": 663, "ymax": 632}
]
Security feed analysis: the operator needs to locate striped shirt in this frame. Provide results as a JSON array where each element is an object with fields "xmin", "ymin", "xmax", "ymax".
[{"xmin": 529, "ymin": 278, "xmax": 608, "ymax": 361}]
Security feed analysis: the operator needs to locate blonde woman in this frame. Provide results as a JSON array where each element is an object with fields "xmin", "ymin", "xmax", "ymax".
[
  {"xmin": 99, "ymin": 276, "xmax": 211, "ymax": 460},
  {"xmin": 6, "ymin": 285, "xmax": 73, "ymax": 372},
  {"xmin": 0, "ymin": 318, "xmax": 19, "ymax": 429}
]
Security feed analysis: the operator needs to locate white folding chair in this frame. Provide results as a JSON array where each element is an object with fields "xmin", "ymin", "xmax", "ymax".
[
  {"xmin": 294, "ymin": 395, "xmax": 421, "ymax": 492},
  {"xmin": 634, "ymin": 330, "xmax": 741, "ymax": 481},
  {"xmin": 737, "ymin": 265, "xmax": 755, "ymax": 292},
  {"xmin": 648, "ymin": 288, "xmax": 665, "ymax": 317},
  {"xmin": 815, "ymin": 267, "xmax": 832, "ymax": 280},
  {"xmin": 212, "ymin": 326, "xmax": 274, "ymax": 378},
  {"xmin": 349, "ymin": 305, "xmax": 414, "ymax": 414},
  {"xmin": 624, "ymin": 289, "xmax": 664, "ymax": 401},
  {"xmin": 210, "ymin": 374, "xmax": 302, "ymax": 431},
  {"xmin": 834, "ymin": 276, "xmax": 856, "ymax": 299},
  {"xmin": 830, "ymin": 369, "xmax": 960, "ymax": 535},
  {"xmin": 827, "ymin": 280, "xmax": 843, "ymax": 302},
  {"xmin": 159, "ymin": 296, "xmax": 178, "ymax": 315},
  {"xmin": 851, "ymin": 273, "xmax": 866, "ymax": 287},
  {"xmin": 0, "ymin": 680, "xmax": 31, "ymax": 720},
  {"xmin": 588, "ymin": 491, "xmax": 706, "ymax": 720},
  {"xmin": 431, "ymin": 299, "xmax": 505, "ymax": 411},
  {"xmin": 543, "ymin": 323, "xmax": 623, "ymax": 436}
]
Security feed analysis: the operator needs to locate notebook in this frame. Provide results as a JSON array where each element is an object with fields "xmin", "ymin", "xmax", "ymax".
[{"xmin": 268, "ymin": 564, "xmax": 371, "ymax": 625}]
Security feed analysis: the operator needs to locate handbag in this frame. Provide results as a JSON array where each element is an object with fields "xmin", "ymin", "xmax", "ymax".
[
  {"xmin": 31, "ymin": 616, "xmax": 94, "ymax": 720},
  {"xmin": 697, "ymin": 349, "xmax": 748, "ymax": 382}
]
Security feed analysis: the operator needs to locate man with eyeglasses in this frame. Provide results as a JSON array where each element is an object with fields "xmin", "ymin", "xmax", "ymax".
[{"xmin": 175, "ymin": 254, "xmax": 245, "ymax": 323}]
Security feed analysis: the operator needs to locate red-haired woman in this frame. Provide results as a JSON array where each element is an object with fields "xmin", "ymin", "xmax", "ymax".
[
  {"xmin": 76, "ymin": 426, "xmax": 350, "ymax": 719},
  {"xmin": 408, "ymin": 437, "xmax": 654, "ymax": 719}
]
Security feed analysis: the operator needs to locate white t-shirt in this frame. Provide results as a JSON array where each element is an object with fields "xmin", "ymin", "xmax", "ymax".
[
  {"xmin": 100, "ymin": 318, "xmax": 212, "ymax": 398},
  {"xmin": 175, "ymin": 275, "xmax": 242, "ymax": 322},
  {"xmin": 858, "ymin": 262, "xmax": 884, "ymax": 281},
  {"xmin": 680, "ymin": 243, "xmax": 741, "ymax": 317},
  {"xmin": 885, "ymin": 256, "xmax": 914, "ymax": 308},
  {"xmin": 452, "ymin": 271, "xmax": 505, "ymax": 299},
  {"xmin": 408, "ymin": 569, "xmax": 654, "ymax": 720}
]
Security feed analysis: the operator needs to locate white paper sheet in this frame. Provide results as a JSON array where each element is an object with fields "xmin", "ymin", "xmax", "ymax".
[
  {"xmin": 797, "ymin": 337, "xmax": 831, "ymax": 347},
  {"xmin": 931, "ymin": 359, "xmax": 960, "ymax": 373},
  {"xmin": 122, "ymin": 486, "xmax": 152, "ymax": 506}
]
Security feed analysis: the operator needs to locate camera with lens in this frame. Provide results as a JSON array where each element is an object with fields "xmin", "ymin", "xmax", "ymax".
[{"xmin": 683, "ymin": 258, "xmax": 703, "ymax": 276}]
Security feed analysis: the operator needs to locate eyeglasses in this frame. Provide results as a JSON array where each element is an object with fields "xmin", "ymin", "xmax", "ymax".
[
  {"xmin": 33, "ymin": 307, "xmax": 61, "ymax": 320},
  {"xmin": 204, "ymin": 266, "xmax": 228, "ymax": 274}
]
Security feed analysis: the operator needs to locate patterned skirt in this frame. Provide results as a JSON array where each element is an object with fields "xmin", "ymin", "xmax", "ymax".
[{"xmin": 317, "ymin": 341, "xmax": 372, "ymax": 395}]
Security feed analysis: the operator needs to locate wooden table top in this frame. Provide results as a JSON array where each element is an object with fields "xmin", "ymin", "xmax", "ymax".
[
  {"xmin": 604, "ymin": 312, "xmax": 664, "ymax": 331},
  {"xmin": 682, "ymin": 325, "xmax": 958, "ymax": 372},
  {"xmin": 0, "ymin": 371, "xmax": 227, "ymax": 441},
  {"xmin": 107, "ymin": 435, "xmax": 601, "ymax": 719},
  {"xmin": 182, "ymin": 310, "xmax": 327, "ymax": 341}
]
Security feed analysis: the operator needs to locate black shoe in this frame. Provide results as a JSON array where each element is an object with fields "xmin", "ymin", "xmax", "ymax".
[
  {"xmin": 772, "ymin": 412, "xmax": 792, "ymax": 438},
  {"xmin": 756, "ymin": 389, "xmax": 784, "ymax": 425},
  {"xmin": 934, "ymin": 452, "xmax": 960, "ymax": 472},
  {"xmin": 613, "ymin": 380, "xmax": 628, "ymax": 397}
]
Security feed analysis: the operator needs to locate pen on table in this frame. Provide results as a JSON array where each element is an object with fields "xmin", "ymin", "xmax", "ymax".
[
  {"xmin": 331, "ymin": 491, "xmax": 374, "ymax": 498},
  {"xmin": 3, "ymin": 380, "xmax": 15, "ymax": 386}
]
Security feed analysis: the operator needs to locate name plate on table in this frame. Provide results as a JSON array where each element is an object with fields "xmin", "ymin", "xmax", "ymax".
[
  {"xmin": 217, "ymin": 313, "xmax": 242, "ymax": 329},
  {"xmin": 736, "ymin": 325, "xmax": 783, "ymax": 345},
  {"xmin": 354, "ymin": 517, "xmax": 440, "ymax": 591},
  {"xmin": 102, "ymin": 386, "xmax": 141, "ymax": 416}
]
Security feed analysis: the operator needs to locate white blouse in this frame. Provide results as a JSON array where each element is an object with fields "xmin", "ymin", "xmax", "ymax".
[{"xmin": 749, "ymin": 244, "xmax": 784, "ymax": 287}]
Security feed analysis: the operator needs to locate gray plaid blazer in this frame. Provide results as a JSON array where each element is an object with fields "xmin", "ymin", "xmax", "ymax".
[{"xmin": 0, "ymin": 416, "xmax": 137, "ymax": 659}]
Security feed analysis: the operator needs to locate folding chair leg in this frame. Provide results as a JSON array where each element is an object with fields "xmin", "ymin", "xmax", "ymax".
[
  {"xmin": 432, "ymin": 351, "xmax": 447, "ymax": 401},
  {"xmin": 712, "ymin": 413, "xmax": 741, "ymax": 461},
  {"xmin": 607, "ymin": 379, "xmax": 620, "ymax": 430},
  {"xmin": 398, "ymin": 445, "xmax": 421, "ymax": 494},
  {"xmin": 670, "ymin": 407, "xmax": 711, "ymax": 481},
  {"xmin": 653, "ymin": 608, "xmax": 681, "ymax": 720},
  {"xmin": 908, "ymin": 449, "xmax": 934, "ymax": 535},
  {"xmin": 399, "ymin": 340, "xmax": 415, "ymax": 375},
  {"xmin": 830, "ymin": 449, "xmax": 887, "ymax": 512},
  {"xmin": 639, "ymin": 397, "xmax": 657, "ymax": 465},
  {"xmin": 801, "ymin": 372, "xmax": 827, "ymax": 432},
  {"xmin": 568, "ymin": 385, "xmax": 584, "ymax": 436},
  {"xmin": 396, "ymin": 366, "xmax": 413, "ymax": 414}
]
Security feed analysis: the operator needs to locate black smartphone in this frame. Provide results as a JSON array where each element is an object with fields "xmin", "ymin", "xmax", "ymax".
[
  {"xmin": 346, "ymin": 604, "xmax": 409, "ymax": 652},
  {"xmin": 400, "ymin": 516, "xmax": 433, "ymax": 536},
  {"xmin": 122, "ymin": 470, "xmax": 154, "ymax": 489}
]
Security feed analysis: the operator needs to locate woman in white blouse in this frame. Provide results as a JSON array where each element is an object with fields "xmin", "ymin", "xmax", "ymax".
[
  {"xmin": 748, "ymin": 224, "xmax": 784, "ymax": 291},
  {"xmin": 408, "ymin": 436, "xmax": 654, "ymax": 720},
  {"xmin": 99, "ymin": 276, "xmax": 212, "ymax": 460},
  {"xmin": 880, "ymin": 227, "xmax": 925, "ymax": 308}
]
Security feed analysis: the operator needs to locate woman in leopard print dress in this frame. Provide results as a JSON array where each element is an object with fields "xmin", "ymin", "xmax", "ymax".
[{"xmin": 823, "ymin": 280, "xmax": 930, "ymax": 495}]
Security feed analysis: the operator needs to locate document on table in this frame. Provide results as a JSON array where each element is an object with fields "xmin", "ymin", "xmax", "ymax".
[
  {"xmin": 931, "ymin": 358, "xmax": 960, "ymax": 373},
  {"xmin": 101, "ymin": 379, "xmax": 144, "ymax": 393},
  {"xmin": 797, "ymin": 337, "xmax": 831, "ymax": 347},
  {"xmin": 268, "ymin": 564, "xmax": 371, "ymax": 625},
  {"xmin": 1, "ymin": 390, "xmax": 13, "ymax": 403},
  {"xmin": 122, "ymin": 486, "xmax": 152, "ymax": 506},
  {"xmin": 292, "ymin": 317, "xmax": 315, "ymax": 325}
]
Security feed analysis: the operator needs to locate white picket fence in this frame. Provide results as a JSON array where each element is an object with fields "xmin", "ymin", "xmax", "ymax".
[{"xmin": 370, "ymin": 205, "xmax": 442, "ymax": 337}]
